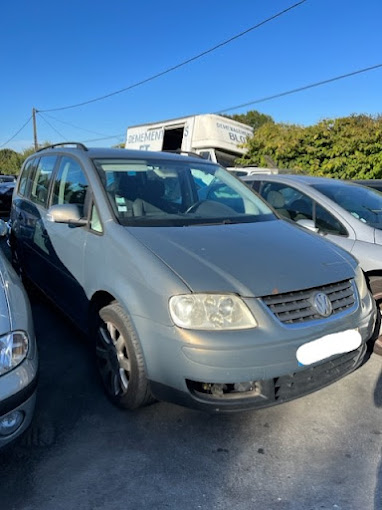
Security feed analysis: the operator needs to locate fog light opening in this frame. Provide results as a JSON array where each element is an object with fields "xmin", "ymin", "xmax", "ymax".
[
  {"xmin": 187, "ymin": 380, "xmax": 260, "ymax": 400},
  {"xmin": 0, "ymin": 411, "xmax": 24, "ymax": 437}
]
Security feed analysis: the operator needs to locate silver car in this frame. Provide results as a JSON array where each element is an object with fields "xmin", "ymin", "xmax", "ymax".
[
  {"xmin": 0, "ymin": 221, "xmax": 37, "ymax": 447},
  {"xmin": 9, "ymin": 145, "xmax": 376, "ymax": 412},
  {"xmin": 243, "ymin": 174, "xmax": 382, "ymax": 354}
]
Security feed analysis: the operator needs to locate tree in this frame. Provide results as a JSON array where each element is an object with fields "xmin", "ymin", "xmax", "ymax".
[
  {"xmin": 0, "ymin": 143, "xmax": 51, "ymax": 175},
  {"xmin": 225, "ymin": 110, "xmax": 274, "ymax": 131},
  {"xmin": 0, "ymin": 149, "xmax": 23, "ymax": 174},
  {"xmin": 238, "ymin": 114, "xmax": 382, "ymax": 179}
]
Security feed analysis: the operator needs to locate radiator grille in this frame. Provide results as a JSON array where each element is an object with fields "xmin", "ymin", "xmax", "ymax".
[{"xmin": 262, "ymin": 279, "xmax": 355, "ymax": 324}]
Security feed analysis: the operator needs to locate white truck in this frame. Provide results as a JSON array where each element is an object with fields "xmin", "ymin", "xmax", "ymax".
[{"xmin": 125, "ymin": 113, "xmax": 254, "ymax": 168}]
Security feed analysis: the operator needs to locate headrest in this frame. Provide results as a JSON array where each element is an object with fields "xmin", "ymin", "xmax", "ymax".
[{"xmin": 266, "ymin": 190, "xmax": 285, "ymax": 208}]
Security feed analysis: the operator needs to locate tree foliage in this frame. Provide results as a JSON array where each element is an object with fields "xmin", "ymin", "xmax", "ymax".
[
  {"xmin": 0, "ymin": 144, "xmax": 49, "ymax": 175},
  {"xmin": 0, "ymin": 149, "xmax": 23, "ymax": 174},
  {"xmin": 238, "ymin": 114, "xmax": 382, "ymax": 179},
  {"xmin": 225, "ymin": 110, "xmax": 274, "ymax": 131}
]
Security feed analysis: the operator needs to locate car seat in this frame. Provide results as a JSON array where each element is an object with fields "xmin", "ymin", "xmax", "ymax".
[{"xmin": 266, "ymin": 190, "xmax": 291, "ymax": 219}]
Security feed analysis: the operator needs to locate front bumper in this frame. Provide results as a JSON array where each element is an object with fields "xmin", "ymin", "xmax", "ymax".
[
  {"xmin": 0, "ymin": 356, "xmax": 38, "ymax": 447},
  {"xmin": 150, "ymin": 344, "xmax": 367, "ymax": 412},
  {"xmin": 135, "ymin": 290, "xmax": 376, "ymax": 412}
]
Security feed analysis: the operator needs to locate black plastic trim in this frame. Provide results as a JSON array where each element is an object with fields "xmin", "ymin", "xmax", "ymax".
[
  {"xmin": 0, "ymin": 373, "xmax": 38, "ymax": 417},
  {"xmin": 149, "ymin": 344, "xmax": 367, "ymax": 413}
]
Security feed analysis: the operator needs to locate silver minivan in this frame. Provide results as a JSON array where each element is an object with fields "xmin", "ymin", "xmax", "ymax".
[{"xmin": 9, "ymin": 144, "xmax": 376, "ymax": 412}]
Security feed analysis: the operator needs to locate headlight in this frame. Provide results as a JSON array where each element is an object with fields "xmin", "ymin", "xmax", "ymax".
[
  {"xmin": 354, "ymin": 265, "xmax": 368, "ymax": 300},
  {"xmin": 0, "ymin": 331, "xmax": 29, "ymax": 376},
  {"xmin": 169, "ymin": 294, "xmax": 257, "ymax": 330}
]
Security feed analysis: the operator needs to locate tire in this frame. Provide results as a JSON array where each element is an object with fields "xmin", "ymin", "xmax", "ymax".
[{"xmin": 96, "ymin": 301, "xmax": 154, "ymax": 409}]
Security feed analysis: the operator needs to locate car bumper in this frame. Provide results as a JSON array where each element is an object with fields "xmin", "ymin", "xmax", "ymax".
[
  {"xmin": 134, "ymin": 292, "xmax": 376, "ymax": 412},
  {"xmin": 0, "ymin": 356, "xmax": 38, "ymax": 447}
]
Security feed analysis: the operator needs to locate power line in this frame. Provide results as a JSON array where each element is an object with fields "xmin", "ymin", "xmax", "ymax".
[
  {"xmin": 217, "ymin": 63, "xmax": 382, "ymax": 113},
  {"xmin": 0, "ymin": 116, "xmax": 32, "ymax": 149},
  {"xmin": 38, "ymin": 0, "xmax": 307, "ymax": 113},
  {"xmin": 39, "ymin": 113, "xmax": 124, "ymax": 143},
  {"xmin": 42, "ymin": 113, "xmax": 113, "ymax": 137},
  {"xmin": 80, "ymin": 134, "xmax": 125, "ymax": 143},
  {"xmin": 37, "ymin": 112, "xmax": 68, "ymax": 141}
]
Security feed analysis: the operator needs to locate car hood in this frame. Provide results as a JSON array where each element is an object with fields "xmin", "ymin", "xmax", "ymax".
[{"xmin": 128, "ymin": 220, "xmax": 356, "ymax": 297}]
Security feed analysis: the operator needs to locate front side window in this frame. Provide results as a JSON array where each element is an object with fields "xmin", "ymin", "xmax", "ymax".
[
  {"xmin": 260, "ymin": 182, "xmax": 309, "ymax": 220},
  {"xmin": 30, "ymin": 156, "xmax": 57, "ymax": 207},
  {"xmin": 52, "ymin": 157, "xmax": 88, "ymax": 213},
  {"xmin": 93, "ymin": 157, "xmax": 274, "ymax": 227},
  {"xmin": 260, "ymin": 181, "xmax": 347, "ymax": 236}
]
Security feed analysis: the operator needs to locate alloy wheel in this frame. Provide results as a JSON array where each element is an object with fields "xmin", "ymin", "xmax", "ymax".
[{"xmin": 96, "ymin": 320, "xmax": 131, "ymax": 397}]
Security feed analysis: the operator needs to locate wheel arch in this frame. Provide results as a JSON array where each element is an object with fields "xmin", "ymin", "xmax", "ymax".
[
  {"xmin": 89, "ymin": 291, "xmax": 117, "ymax": 334},
  {"xmin": 364, "ymin": 270, "xmax": 382, "ymax": 300}
]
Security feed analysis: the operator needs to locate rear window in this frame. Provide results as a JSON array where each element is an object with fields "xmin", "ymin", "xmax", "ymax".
[
  {"xmin": 18, "ymin": 158, "xmax": 38, "ymax": 197},
  {"xmin": 29, "ymin": 156, "xmax": 57, "ymax": 207}
]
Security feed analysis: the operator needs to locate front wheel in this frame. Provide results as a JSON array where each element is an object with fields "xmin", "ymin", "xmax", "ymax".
[{"xmin": 96, "ymin": 301, "xmax": 154, "ymax": 409}]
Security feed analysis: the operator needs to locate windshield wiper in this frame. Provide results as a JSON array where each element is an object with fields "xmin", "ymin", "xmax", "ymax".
[{"xmin": 187, "ymin": 218, "xmax": 242, "ymax": 226}]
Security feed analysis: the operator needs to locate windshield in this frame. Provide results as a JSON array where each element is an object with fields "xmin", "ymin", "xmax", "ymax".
[
  {"xmin": 93, "ymin": 157, "xmax": 275, "ymax": 227},
  {"xmin": 312, "ymin": 181, "xmax": 382, "ymax": 229}
]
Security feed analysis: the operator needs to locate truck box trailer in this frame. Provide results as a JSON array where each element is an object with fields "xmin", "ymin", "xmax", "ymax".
[{"xmin": 125, "ymin": 114, "xmax": 254, "ymax": 168}]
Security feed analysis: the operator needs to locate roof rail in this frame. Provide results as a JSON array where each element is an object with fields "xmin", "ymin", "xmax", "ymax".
[
  {"xmin": 36, "ymin": 142, "xmax": 88, "ymax": 152},
  {"xmin": 162, "ymin": 149, "xmax": 204, "ymax": 159}
]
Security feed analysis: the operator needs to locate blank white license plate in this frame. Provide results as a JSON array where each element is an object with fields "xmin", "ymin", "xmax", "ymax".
[{"xmin": 296, "ymin": 329, "xmax": 362, "ymax": 366}]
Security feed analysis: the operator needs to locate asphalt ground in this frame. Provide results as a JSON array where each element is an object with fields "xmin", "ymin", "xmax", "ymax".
[{"xmin": 0, "ymin": 262, "xmax": 381, "ymax": 509}]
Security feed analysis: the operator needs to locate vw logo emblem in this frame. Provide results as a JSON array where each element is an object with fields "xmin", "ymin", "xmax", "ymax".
[{"xmin": 312, "ymin": 292, "xmax": 332, "ymax": 317}]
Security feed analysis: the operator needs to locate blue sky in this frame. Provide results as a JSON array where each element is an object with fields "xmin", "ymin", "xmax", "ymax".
[{"xmin": 1, "ymin": 0, "xmax": 381, "ymax": 151}]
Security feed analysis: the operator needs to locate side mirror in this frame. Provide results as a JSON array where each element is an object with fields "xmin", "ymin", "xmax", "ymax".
[
  {"xmin": 296, "ymin": 218, "xmax": 319, "ymax": 233},
  {"xmin": 0, "ymin": 219, "xmax": 8, "ymax": 237},
  {"xmin": 47, "ymin": 204, "xmax": 88, "ymax": 226}
]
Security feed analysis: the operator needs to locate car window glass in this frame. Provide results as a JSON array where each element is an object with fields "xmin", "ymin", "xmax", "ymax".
[
  {"xmin": 90, "ymin": 204, "xmax": 103, "ymax": 233},
  {"xmin": 260, "ymin": 182, "xmax": 313, "ymax": 220},
  {"xmin": 249, "ymin": 180, "xmax": 261, "ymax": 192},
  {"xmin": 313, "ymin": 182, "xmax": 382, "ymax": 230},
  {"xmin": 260, "ymin": 182, "xmax": 348, "ymax": 236},
  {"xmin": 191, "ymin": 169, "xmax": 245, "ymax": 213},
  {"xmin": 93, "ymin": 158, "xmax": 274, "ymax": 227},
  {"xmin": 198, "ymin": 151, "xmax": 212, "ymax": 161},
  {"xmin": 30, "ymin": 156, "xmax": 57, "ymax": 207},
  {"xmin": 146, "ymin": 172, "xmax": 182, "ymax": 207},
  {"xmin": 18, "ymin": 158, "xmax": 37, "ymax": 197},
  {"xmin": 52, "ymin": 157, "xmax": 88, "ymax": 211},
  {"xmin": 315, "ymin": 204, "xmax": 347, "ymax": 236}
]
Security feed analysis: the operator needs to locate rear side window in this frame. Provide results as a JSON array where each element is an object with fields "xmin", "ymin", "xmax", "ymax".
[
  {"xmin": 18, "ymin": 158, "xmax": 37, "ymax": 197},
  {"xmin": 52, "ymin": 157, "xmax": 88, "ymax": 211},
  {"xmin": 30, "ymin": 156, "xmax": 57, "ymax": 207}
]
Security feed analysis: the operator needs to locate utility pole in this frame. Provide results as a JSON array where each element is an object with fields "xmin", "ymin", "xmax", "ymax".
[{"xmin": 32, "ymin": 108, "xmax": 38, "ymax": 150}]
